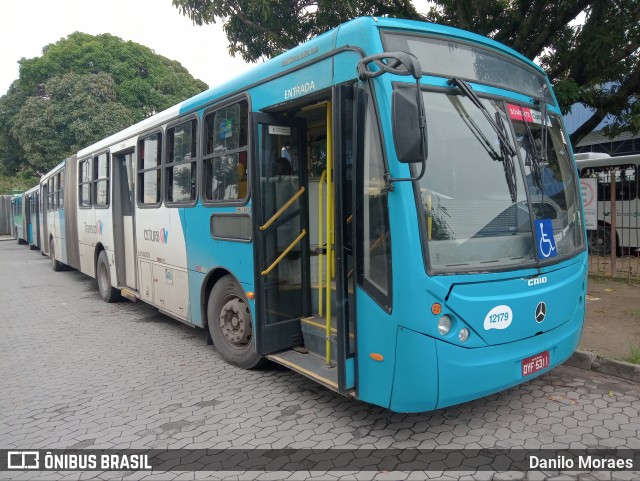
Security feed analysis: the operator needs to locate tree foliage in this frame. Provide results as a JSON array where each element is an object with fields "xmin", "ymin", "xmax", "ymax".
[
  {"xmin": 173, "ymin": 0, "xmax": 640, "ymax": 145},
  {"xmin": 0, "ymin": 32, "xmax": 208, "ymax": 177}
]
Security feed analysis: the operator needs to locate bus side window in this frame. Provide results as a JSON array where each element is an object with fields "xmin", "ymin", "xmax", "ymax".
[
  {"xmin": 359, "ymin": 98, "xmax": 392, "ymax": 311},
  {"xmin": 94, "ymin": 153, "xmax": 110, "ymax": 207},
  {"xmin": 79, "ymin": 159, "xmax": 92, "ymax": 208},
  {"xmin": 166, "ymin": 119, "xmax": 197, "ymax": 205},
  {"xmin": 137, "ymin": 133, "xmax": 162, "ymax": 206},
  {"xmin": 203, "ymin": 99, "xmax": 249, "ymax": 203}
]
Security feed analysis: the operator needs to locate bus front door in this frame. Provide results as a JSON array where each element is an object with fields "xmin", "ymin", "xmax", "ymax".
[{"xmin": 252, "ymin": 113, "xmax": 311, "ymax": 355}]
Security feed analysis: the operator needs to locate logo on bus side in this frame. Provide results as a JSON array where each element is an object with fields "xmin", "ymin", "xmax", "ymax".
[
  {"xmin": 144, "ymin": 228, "xmax": 169, "ymax": 244},
  {"xmin": 84, "ymin": 221, "xmax": 103, "ymax": 235},
  {"xmin": 484, "ymin": 305, "xmax": 513, "ymax": 330},
  {"xmin": 527, "ymin": 276, "xmax": 547, "ymax": 286}
]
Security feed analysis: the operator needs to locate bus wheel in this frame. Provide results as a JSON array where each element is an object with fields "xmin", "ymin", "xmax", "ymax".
[
  {"xmin": 50, "ymin": 239, "xmax": 63, "ymax": 272},
  {"xmin": 96, "ymin": 250, "xmax": 121, "ymax": 303},
  {"xmin": 207, "ymin": 275, "xmax": 263, "ymax": 369},
  {"xmin": 587, "ymin": 229, "xmax": 612, "ymax": 255}
]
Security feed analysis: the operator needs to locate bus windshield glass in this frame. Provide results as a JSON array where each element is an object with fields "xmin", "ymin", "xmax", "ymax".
[
  {"xmin": 415, "ymin": 92, "xmax": 584, "ymax": 272},
  {"xmin": 383, "ymin": 32, "xmax": 553, "ymax": 104},
  {"xmin": 507, "ymin": 105, "xmax": 585, "ymax": 259},
  {"xmin": 417, "ymin": 92, "xmax": 535, "ymax": 271}
]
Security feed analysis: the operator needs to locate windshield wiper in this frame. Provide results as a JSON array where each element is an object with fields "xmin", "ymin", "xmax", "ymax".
[
  {"xmin": 494, "ymin": 110, "xmax": 518, "ymax": 203},
  {"xmin": 521, "ymin": 112, "xmax": 544, "ymax": 190},
  {"xmin": 451, "ymin": 98, "xmax": 502, "ymax": 161},
  {"xmin": 448, "ymin": 77, "xmax": 517, "ymax": 158},
  {"xmin": 535, "ymin": 84, "xmax": 550, "ymax": 164},
  {"xmin": 448, "ymin": 77, "xmax": 518, "ymax": 202}
]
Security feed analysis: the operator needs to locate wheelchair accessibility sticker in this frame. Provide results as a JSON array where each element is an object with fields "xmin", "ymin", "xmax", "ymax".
[{"xmin": 535, "ymin": 219, "xmax": 557, "ymax": 259}]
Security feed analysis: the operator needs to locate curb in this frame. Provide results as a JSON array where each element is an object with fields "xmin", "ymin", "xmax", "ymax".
[{"xmin": 566, "ymin": 349, "xmax": 640, "ymax": 383}]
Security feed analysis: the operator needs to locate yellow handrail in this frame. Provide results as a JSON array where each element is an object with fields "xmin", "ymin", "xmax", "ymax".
[
  {"xmin": 325, "ymin": 101, "xmax": 333, "ymax": 367},
  {"xmin": 260, "ymin": 229, "xmax": 307, "ymax": 276},
  {"xmin": 259, "ymin": 186, "xmax": 306, "ymax": 231},
  {"xmin": 318, "ymin": 170, "xmax": 327, "ymax": 318}
]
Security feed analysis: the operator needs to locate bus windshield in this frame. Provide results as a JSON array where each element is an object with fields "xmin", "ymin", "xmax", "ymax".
[
  {"xmin": 508, "ymin": 106, "xmax": 585, "ymax": 259},
  {"xmin": 383, "ymin": 32, "xmax": 553, "ymax": 104},
  {"xmin": 415, "ymin": 92, "xmax": 584, "ymax": 272}
]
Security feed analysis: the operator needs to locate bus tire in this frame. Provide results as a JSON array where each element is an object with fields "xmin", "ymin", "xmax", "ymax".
[
  {"xmin": 587, "ymin": 227, "xmax": 617, "ymax": 256},
  {"xmin": 207, "ymin": 275, "xmax": 263, "ymax": 369},
  {"xmin": 50, "ymin": 239, "xmax": 63, "ymax": 272},
  {"xmin": 29, "ymin": 243, "xmax": 38, "ymax": 251},
  {"xmin": 96, "ymin": 250, "xmax": 121, "ymax": 303}
]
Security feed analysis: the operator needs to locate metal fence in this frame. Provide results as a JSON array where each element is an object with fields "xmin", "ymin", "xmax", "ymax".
[{"xmin": 580, "ymin": 160, "xmax": 640, "ymax": 281}]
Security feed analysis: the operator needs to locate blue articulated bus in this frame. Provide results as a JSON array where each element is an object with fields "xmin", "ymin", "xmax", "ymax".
[{"xmin": 35, "ymin": 17, "xmax": 586, "ymax": 412}]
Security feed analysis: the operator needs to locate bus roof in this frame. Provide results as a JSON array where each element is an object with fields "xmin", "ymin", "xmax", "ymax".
[
  {"xmin": 75, "ymin": 16, "xmax": 547, "ymax": 160},
  {"xmin": 574, "ymin": 153, "xmax": 640, "ymax": 168},
  {"xmin": 41, "ymin": 158, "xmax": 68, "ymax": 182}
]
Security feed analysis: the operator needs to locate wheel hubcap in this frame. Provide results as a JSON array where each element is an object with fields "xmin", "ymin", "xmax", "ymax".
[{"xmin": 219, "ymin": 297, "xmax": 251, "ymax": 347}]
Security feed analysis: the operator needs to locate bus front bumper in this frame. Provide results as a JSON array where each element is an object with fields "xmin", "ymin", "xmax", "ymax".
[{"xmin": 390, "ymin": 313, "xmax": 583, "ymax": 413}]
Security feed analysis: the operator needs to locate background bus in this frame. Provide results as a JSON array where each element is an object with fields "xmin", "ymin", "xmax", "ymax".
[
  {"xmin": 23, "ymin": 185, "xmax": 41, "ymax": 250},
  {"xmin": 11, "ymin": 193, "xmax": 27, "ymax": 244},
  {"xmin": 576, "ymin": 152, "xmax": 639, "ymax": 256},
  {"xmin": 32, "ymin": 17, "xmax": 586, "ymax": 413}
]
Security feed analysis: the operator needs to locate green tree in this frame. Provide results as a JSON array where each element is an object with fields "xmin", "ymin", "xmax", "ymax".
[
  {"xmin": 172, "ymin": 0, "xmax": 640, "ymax": 145},
  {"xmin": 9, "ymin": 73, "xmax": 134, "ymax": 176},
  {"xmin": 0, "ymin": 32, "xmax": 208, "ymax": 177},
  {"xmin": 18, "ymin": 32, "xmax": 208, "ymax": 121}
]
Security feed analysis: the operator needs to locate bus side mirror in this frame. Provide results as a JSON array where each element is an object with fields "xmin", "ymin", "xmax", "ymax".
[{"xmin": 392, "ymin": 88, "xmax": 427, "ymax": 163}]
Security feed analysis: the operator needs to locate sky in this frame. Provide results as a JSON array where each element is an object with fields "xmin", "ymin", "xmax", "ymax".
[{"xmin": 0, "ymin": 0, "xmax": 255, "ymax": 96}]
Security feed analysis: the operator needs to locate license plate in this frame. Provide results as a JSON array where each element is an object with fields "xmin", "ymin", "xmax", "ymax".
[{"xmin": 521, "ymin": 351, "xmax": 550, "ymax": 377}]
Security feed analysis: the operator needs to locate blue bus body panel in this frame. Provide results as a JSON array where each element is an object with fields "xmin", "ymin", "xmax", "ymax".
[
  {"xmin": 182, "ymin": 204, "xmax": 256, "ymax": 328},
  {"xmin": 445, "ymin": 258, "xmax": 585, "ymax": 346},
  {"xmin": 435, "ymin": 300, "xmax": 583, "ymax": 409},
  {"xmin": 381, "ymin": 253, "xmax": 588, "ymax": 412},
  {"xmin": 390, "ymin": 327, "xmax": 438, "ymax": 412},
  {"xmin": 355, "ymin": 288, "xmax": 396, "ymax": 408}
]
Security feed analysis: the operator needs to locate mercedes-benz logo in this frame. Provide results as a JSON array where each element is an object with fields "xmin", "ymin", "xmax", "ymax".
[{"xmin": 535, "ymin": 302, "xmax": 546, "ymax": 323}]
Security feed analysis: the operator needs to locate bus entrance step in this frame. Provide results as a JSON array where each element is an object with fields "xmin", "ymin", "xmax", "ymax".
[
  {"xmin": 301, "ymin": 316, "xmax": 337, "ymax": 362},
  {"xmin": 119, "ymin": 288, "xmax": 139, "ymax": 302},
  {"xmin": 267, "ymin": 349, "xmax": 338, "ymax": 392}
]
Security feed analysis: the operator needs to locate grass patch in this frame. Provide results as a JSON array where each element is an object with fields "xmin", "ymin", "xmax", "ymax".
[{"xmin": 626, "ymin": 343, "xmax": 640, "ymax": 364}]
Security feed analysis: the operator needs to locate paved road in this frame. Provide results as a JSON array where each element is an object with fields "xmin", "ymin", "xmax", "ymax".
[{"xmin": 0, "ymin": 239, "xmax": 639, "ymax": 480}]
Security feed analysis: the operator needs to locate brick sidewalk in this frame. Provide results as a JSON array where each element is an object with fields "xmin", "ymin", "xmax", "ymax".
[{"xmin": 0, "ymin": 239, "xmax": 639, "ymax": 480}]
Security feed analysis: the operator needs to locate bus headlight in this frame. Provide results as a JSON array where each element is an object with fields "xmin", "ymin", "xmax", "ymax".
[
  {"xmin": 438, "ymin": 315, "xmax": 452, "ymax": 336},
  {"xmin": 459, "ymin": 328, "xmax": 469, "ymax": 343}
]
